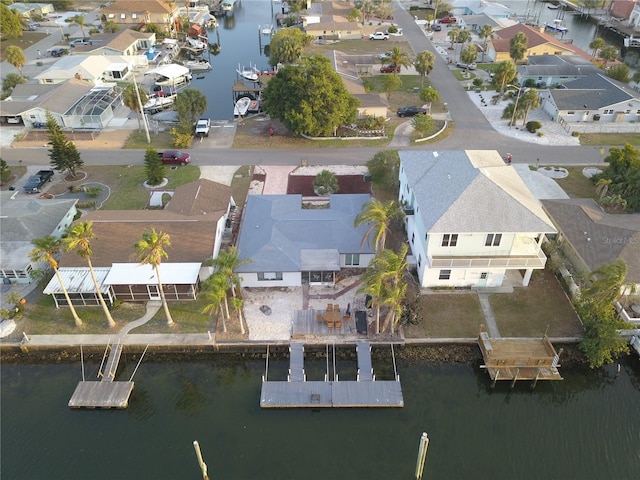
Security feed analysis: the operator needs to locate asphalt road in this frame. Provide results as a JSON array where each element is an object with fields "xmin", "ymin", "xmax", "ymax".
[{"xmin": 0, "ymin": 1, "xmax": 612, "ymax": 168}]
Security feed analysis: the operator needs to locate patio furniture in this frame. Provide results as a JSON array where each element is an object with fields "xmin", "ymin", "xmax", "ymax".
[
  {"xmin": 326, "ymin": 320, "xmax": 335, "ymax": 329},
  {"xmin": 316, "ymin": 313, "xmax": 323, "ymax": 323},
  {"xmin": 334, "ymin": 319, "xmax": 342, "ymax": 329},
  {"xmin": 326, "ymin": 304, "xmax": 333, "ymax": 311},
  {"xmin": 333, "ymin": 304, "xmax": 340, "ymax": 312},
  {"xmin": 356, "ymin": 311, "xmax": 367, "ymax": 335}
]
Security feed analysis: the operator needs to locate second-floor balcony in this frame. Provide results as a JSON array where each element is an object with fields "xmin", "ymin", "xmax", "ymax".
[{"xmin": 429, "ymin": 249, "xmax": 547, "ymax": 269}]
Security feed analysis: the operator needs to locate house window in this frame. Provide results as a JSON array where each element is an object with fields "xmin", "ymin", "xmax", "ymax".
[
  {"xmin": 485, "ymin": 233, "xmax": 502, "ymax": 247},
  {"xmin": 132, "ymin": 13, "xmax": 137, "ymax": 19},
  {"xmin": 567, "ymin": 111, "xmax": 575, "ymax": 115},
  {"xmin": 120, "ymin": 13, "xmax": 126, "ymax": 19},
  {"xmin": 417, "ymin": 255, "xmax": 421, "ymax": 267},
  {"xmin": 258, "ymin": 272, "xmax": 283, "ymax": 281},
  {"xmin": 625, "ymin": 109, "xmax": 630, "ymax": 114},
  {"xmin": 480, "ymin": 272, "xmax": 488, "ymax": 280},
  {"xmin": 108, "ymin": 13, "xmax": 115, "ymax": 18},
  {"xmin": 411, "ymin": 232, "xmax": 415, "ymax": 244},
  {"xmin": 439, "ymin": 269, "xmax": 451, "ymax": 280},
  {"xmin": 345, "ymin": 254, "xmax": 360, "ymax": 266},
  {"xmin": 441, "ymin": 234, "xmax": 458, "ymax": 247},
  {"xmin": 604, "ymin": 109, "xmax": 614, "ymax": 114}
]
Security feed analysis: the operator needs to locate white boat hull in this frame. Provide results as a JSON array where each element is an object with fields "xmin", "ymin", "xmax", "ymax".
[{"xmin": 234, "ymin": 97, "xmax": 251, "ymax": 117}]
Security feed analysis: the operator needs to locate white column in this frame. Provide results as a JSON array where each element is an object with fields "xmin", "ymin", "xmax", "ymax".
[{"xmin": 523, "ymin": 268, "xmax": 533, "ymax": 286}]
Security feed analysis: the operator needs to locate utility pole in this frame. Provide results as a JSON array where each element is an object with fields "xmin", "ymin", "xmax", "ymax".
[{"xmin": 132, "ymin": 74, "xmax": 151, "ymax": 144}]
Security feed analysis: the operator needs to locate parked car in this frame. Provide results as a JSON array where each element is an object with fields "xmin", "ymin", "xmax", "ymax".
[
  {"xmin": 397, "ymin": 106, "xmax": 427, "ymax": 117},
  {"xmin": 194, "ymin": 118, "xmax": 211, "ymax": 137},
  {"xmin": 69, "ymin": 39, "xmax": 90, "ymax": 47},
  {"xmin": 369, "ymin": 32, "xmax": 389, "ymax": 41},
  {"xmin": 25, "ymin": 23, "xmax": 38, "ymax": 31},
  {"xmin": 431, "ymin": 24, "xmax": 442, "ymax": 32},
  {"xmin": 439, "ymin": 16, "xmax": 457, "ymax": 24},
  {"xmin": 23, "ymin": 170, "xmax": 54, "ymax": 194},
  {"xmin": 456, "ymin": 61, "xmax": 477, "ymax": 70},
  {"xmin": 49, "ymin": 47, "xmax": 68, "ymax": 57},
  {"xmin": 157, "ymin": 150, "xmax": 190, "ymax": 165},
  {"xmin": 380, "ymin": 64, "xmax": 397, "ymax": 73}
]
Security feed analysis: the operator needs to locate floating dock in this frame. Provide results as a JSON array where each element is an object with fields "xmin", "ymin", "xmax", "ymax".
[
  {"xmin": 260, "ymin": 341, "xmax": 403, "ymax": 408},
  {"xmin": 68, "ymin": 341, "xmax": 145, "ymax": 409},
  {"xmin": 478, "ymin": 331, "xmax": 563, "ymax": 388}
]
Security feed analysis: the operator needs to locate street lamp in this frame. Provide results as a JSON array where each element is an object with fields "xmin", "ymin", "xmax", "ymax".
[{"xmin": 508, "ymin": 84, "xmax": 526, "ymax": 129}]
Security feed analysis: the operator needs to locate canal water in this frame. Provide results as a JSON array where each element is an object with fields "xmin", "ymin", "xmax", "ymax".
[{"xmin": 2, "ymin": 355, "xmax": 639, "ymax": 479}]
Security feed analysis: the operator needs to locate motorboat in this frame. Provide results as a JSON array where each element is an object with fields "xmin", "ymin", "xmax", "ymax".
[
  {"xmin": 545, "ymin": 19, "xmax": 568, "ymax": 34},
  {"xmin": 234, "ymin": 96, "xmax": 251, "ymax": 117},
  {"xmin": 222, "ymin": 0, "xmax": 236, "ymax": 11},
  {"xmin": 184, "ymin": 59, "xmax": 212, "ymax": 72},
  {"xmin": 247, "ymin": 97, "xmax": 261, "ymax": 113},
  {"xmin": 237, "ymin": 63, "xmax": 259, "ymax": 82},
  {"xmin": 547, "ymin": 4, "xmax": 560, "ymax": 9},
  {"xmin": 143, "ymin": 93, "xmax": 176, "ymax": 112},
  {"xmin": 261, "ymin": 24, "xmax": 273, "ymax": 35},
  {"xmin": 146, "ymin": 64, "xmax": 192, "ymax": 87},
  {"xmin": 186, "ymin": 37, "xmax": 207, "ymax": 51}
]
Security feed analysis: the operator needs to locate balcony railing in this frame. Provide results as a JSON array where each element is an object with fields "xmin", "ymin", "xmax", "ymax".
[{"xmin": 429, "ymin": 250, "xmax": 547, "ymax": 269}]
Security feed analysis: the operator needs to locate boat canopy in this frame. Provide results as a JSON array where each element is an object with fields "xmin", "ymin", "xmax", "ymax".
[{"xmin": 146, "ymin": 64, "xmax": 190, "ymax": 79}]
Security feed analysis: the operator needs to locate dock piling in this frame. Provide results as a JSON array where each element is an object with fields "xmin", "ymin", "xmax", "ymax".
[{"xmin": 415, "ymin": 432, "xmax": 429, "ymax": 480}]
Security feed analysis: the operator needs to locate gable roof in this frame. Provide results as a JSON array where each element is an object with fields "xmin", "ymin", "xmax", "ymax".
[
  {"xmin": 101, "ymin": 0, "xmax": 175, "ymax": 15},
  {"xmin": 400, "ymin": 150, "xmax": 556, "ymax": 234},
  {"xmin": 542, "ymin": 198, "xmax": 640, "ymax": 282},
  {"xmin": 548, "ymin": 73, "xmax": 638, "ymax": 110},
  {"xmin": 235, "ymin": 194, "xmax": 374, "ymax": 273},
  {"xmin": 518, "ymin": 54, "xmax": 600, "ymax": 77},
  {"xmin": 0, "ymin": 192, "xmax": 77, "ymax": 270},
  {"xmin": 491, "ymin": 23, "xmax": 574, "ymax": 54},
  {"xmin": 0, "ymin": 78, "xmax": 93, "ymax": 116},
  {"xmin": 73, "ymin": 29, "xmax": 154, "ymax": 54},
  {"xmin": 165, "ymin": 178, "xmax": 231, "ymax": 217}
]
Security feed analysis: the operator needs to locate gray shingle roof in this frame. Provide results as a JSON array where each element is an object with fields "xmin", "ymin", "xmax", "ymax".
[
  {"xmin": 400, "ymin": 150, "xmax": 556, "ymax": 234},
  {"xmin": 542, "ymin": 198, "xmax": 640, "ymax": 283},
  {"xmin": 236, "ymin": 194, "xmax": 374, "ymax": 273},
  {"xmin": 548, "ymin": 73, "xmax": 636, "ymax": 110}
]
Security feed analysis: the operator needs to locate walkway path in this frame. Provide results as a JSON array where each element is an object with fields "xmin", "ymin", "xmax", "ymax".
[
  {"xmin": 477, "ymin": 294, "xmax": 501, "ymax": 338},
  {"xmin": 118, "ymin": 301, "xmax": 162, "ymax": 335}
]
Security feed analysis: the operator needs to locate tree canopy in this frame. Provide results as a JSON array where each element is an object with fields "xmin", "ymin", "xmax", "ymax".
[
  {"xmin": 45, "ymin": 111, "xmax": 84, "ymax": 176},
  {"xmin": 268, "ymin": 28, "xmax": 311, "ymax": 67},
  {"xmin": 414, "ymin": 51, "xmax": 435, "ymax": 87},
  {"xmin": 262, "ymin": 55, "xmax": 358, "ymax": 137},
  {"xmin": 0, "ymin": 4, "xmax": 23, "ymax": 38},
  {"xmin": 509, "ymin": 32, "xmax": 528, "ymax": 63},
  {"xmin": 592, "ymin": 144, "xmax": 640, "ymax": 212},
  {"xmin": 6, "ymin": 46, "xmax": 26, "ymax": 75}
]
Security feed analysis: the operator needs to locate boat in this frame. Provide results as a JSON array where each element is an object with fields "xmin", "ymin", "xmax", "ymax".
[
  {"xmin": 186, "ymin": 37, "xmax": 207, "ymax": 51},
  {"xmin": 143, "ymin": 93, "xmax": 176, "ymax": 112},
  {"xmin": 260, "ymin": 24, "xmax": 273, "ymax": 35},
  {"xmin": 545, "ymin": 19, "xmax": 568, "ymax": 34},
  {"xmin": 222, "ymin": 0, "xmax": 236, "ymax": 11},
  {"xmin": 247, "ymin": 97, "xmax": 261, "ymax": 113},
  {"xmin": 146, "ymin": 64, "xmax": 192, "ymax": 87},
  {"xmin": 547, "ymin": 4, "xmax": 560, "ymax": 10},
  {"xmin": 237, "ymin": 63, "xmax": 259, "ymax": 82},
  {"xmin": 234, "ymin": 96, "xmax": 251, "ymax": 117},
  {"xmin": 184, "ymin": 59, "xmax": 212, "ymax": 72}
]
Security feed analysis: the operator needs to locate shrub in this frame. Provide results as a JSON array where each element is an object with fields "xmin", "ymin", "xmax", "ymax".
[
  {"xmin": 313, "ymin": 170, "xmax": 339, "ymax": 195},
  {"xmin": 76, "ymin": 201, "xmax": 97, "ymax": 209},
  {"xmin": 526, "ymin": 120, "xmax": 542, "ymax": 133},
  {"xmin": 85, "ymin": 186, "xmax": 102, "ymax": 198},
  {"xmin": 472, "ymin": 78, "xmax": 483, "ymax": 87},
  {"xmin": 387, "ymin": 25, "xmax": 398, "ymax": 33},
  {"xmin": 572, "ymin": 131, "xmax": 580, "ymax": 137},
  {"xmin": 537, "ymin": 131, "xmax": 544, "ymax": 137}
]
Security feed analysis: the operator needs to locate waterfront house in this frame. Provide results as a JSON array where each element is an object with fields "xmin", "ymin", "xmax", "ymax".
[
  {"xmin": 541, "ymin": 198, "xmax": 640, "ymax": 292},
  {"xmin": 70, "ymin": 30, "xmax": 156, "ymax": 57},
  {"xmin": 0, "ymin": 78, "xmax": 123, "ymax": 130},
  {"xmin": 43, "ymin": 267, "xmax": 115, "ymax": 307},
  {"xmin": 0, "ymin": 191, "xmax": 78, "ymax": 284},
  {"xmin": 487, "ymin": 24, "xmax": 576, "ymax": 63},
  {"xmin": 100, "ymin": 0, "xmax": 179, "ymax": 32},
  {"xmin": 303, "ymin": 2, "xmax": 363, "ymax": 41},
  {"xmin": 517, "ymin": 54, "xmax": 601, "ymax": 88},
  {"xmin": 235, "ymin": 194, "xmax": 375, "ymax": 287},
  {"xmin": 540, "ymin": 73, "xmax": 640, "ymax": 126},
  {"xmin": 34, "ymin": 55, "xmax": 148, "ymax": 85},
  {"xmin": 398, "ymin": 150, "xmax": 556, "ymax": 288}
]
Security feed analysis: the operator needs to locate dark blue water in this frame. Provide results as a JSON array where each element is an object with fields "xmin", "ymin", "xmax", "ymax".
[
  {"xmin": 192, "ymin": 1, "xmax": 278, "ymax": 120},
  {"xmin": 2, "ymin": 355, "xmax": 640, "ymax": 479}
]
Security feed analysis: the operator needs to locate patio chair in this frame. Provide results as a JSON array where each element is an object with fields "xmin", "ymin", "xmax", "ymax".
[
  {"xmin": 326, "ymin": 304, "xmax": 333, "ymax": 311},
  {"xmin": 333, "ymin": 304, "xmax": 340, "ymax": 312},
  {"xmin": 316, "ymin": 313, "xmax": 323, "ymax": 323},
  {"xmin": 326, "ymin": 320, "xmax": 335, "ymax": 329},
  {"xmin": 334, "ymin": 319, "xmax": 342, "ymax": 329}
]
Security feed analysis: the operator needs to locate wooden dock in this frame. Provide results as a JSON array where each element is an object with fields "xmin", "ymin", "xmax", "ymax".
[
  {"xmin": 478, "ymin": 332, "xmax": 563, "ymax": 388},
  {"xmin": 68, "ymin": 340, "xmax": 136, "ymax": 409},
  {"xmin": 260, "ymin": 341, "xmax": 403, "ymax": 408}
]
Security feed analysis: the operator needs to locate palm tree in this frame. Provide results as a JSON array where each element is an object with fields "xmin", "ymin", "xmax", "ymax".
[
  {"xmin": 494, "ymin": 60, "xmax": 517, "ymax": 98},
  {"xmin": 479, "ymin": 24, "xmax": 494, "ymax": 63},
  {"xmin": 202, "ymin": 273, "xmax": 229, "ymax": 332},
  {"xmin": 6, "ymin": 46, "xmax": 25, "ymax": 75},
  {"xmin": 583, "ymin": 259, "xmax": 635, "ymax": 309},
  {"xmin": 134, "ymin": 229, "xmax": 174, "ymax": 326},
  {"xmin": 354, "ymin": 199, "xmax": 405, "ymax": 253},
  {"xmin": 30, "ymin": 236, "xmax": 83, "ymax": 327},
  {"xmin": 385, "ymin": 46, "xmax": 412, "ymax": 73},
  {"xmin": 71, "ymin": 15, "xmax": 86, "ymax": 38},
  {"xmin": 509, "ymin": 32, "xmax": 528, "ymax": 63},
  {"xmin": 64, "ymin": 222, "xmax": 116, "ymax": 328},
  {"xmin": 589, "ymin": 37, "xmax": 606, "ymax": 60},
  {"xmin": 378, "ymin": 245, "xmax": 409, "ymax": 334},
  {"xmin": 360, "ymin": 260, "xmax": 385, "ymax": 334},
  {"xmin": 414, "ymin": 50, "xmax": 435, "ymax": 87},
  {"xmin": 456, "ymin": 29, "xmax": 471, "ymax": 61},
  {"xmin": 599, "ymin": 45, "xmax": 618, "ymax": 69},
  {"xmin": 595, "ymin": 178, "xmax": 613, "ymax": 200},
  {"xmin": 516, "ymin": 87, "xmax": 541, "ymax": 126},
  {"xmin": 122, "ymin": 83, "xmax": 148, "ymax": 131},
  {"xmin": 212, "ymin": 247, "xmax": 251, "ymax": 335},
  {"xmin": 447, "ymin": 26, "xmax": 460, "ymax": 50},
  {"xmin": 460, "ymin": 44, "xmax": 478, "ymax": 75}
]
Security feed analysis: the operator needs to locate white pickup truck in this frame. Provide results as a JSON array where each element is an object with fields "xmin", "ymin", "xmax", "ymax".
[{"xmin": 195, "ymin": 118, "xmax": 211, "ymax": 137}]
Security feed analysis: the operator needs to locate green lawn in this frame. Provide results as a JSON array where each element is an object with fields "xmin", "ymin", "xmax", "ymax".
[
  {"xmin": 579, "ymin": 133, "xmax": 640, "ymax": 146},
  {"xmin": 553, "ymin": 166, "xmax": 600, "ymax": 200},
  {"xmin": 0, "ymin": 32, "xmax": 47, "ymax": 62},
  {"xmin": 404, "ymin": 293, "xmax": 484, "ymax": 338},
  {"xmin": 130, "ymin": 297, "xmax": 216, "ymax": 334},
  {"xmin": 489, "ymin": 270, "xmax": 583, "ymax": 337},
  {"xmin": 123, "ymin": 130, "xmax": 175, "ymax": 150}
]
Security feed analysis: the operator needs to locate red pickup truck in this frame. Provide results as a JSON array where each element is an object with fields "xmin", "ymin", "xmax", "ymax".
[
  {"xmin": 439, "ymin": 16, "xmax": 457, "ymax": 24},
  {"xmin": 158, "ymin": 150, "xmax": 190, "ymax": 165}
]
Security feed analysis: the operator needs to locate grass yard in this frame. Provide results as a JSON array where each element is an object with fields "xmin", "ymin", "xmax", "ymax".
[
  {"xmin": 230, "ymin": 165, "xmax": 252, "ymax": 206},
  {"xmin": 83, "ymin": 165, "xmax": 200, "ymax": 210},
  {"xmin": 304, "ymin": 38, "xmax": 414, "ymax": 57},
  {"xmin": 553, "ymin": 166, "xmax": 600, "ymax": 200},
  {"xmin": 404, "ymin": 293, "xmax": 484, "ymax": 338},
  {"xmin": 130, "ymin": 297, "xmax": 216, "ymax": 334},
  {"xmin": 0, "ymin": 32, "xmax": 47, "ymax": 62},
  {"xmin": 490, "ymin": 269, "xmax": 583, "ymax": 337},
  {"xmin": 18, "ymin": 294, "xmax": 146, "ymax": 335},
  {"xmin": 124, "ymin": 130, "xmax": 175, "ymax": 150},
  {"xmin": 579, "ymin": 133, "xmax": 640, "ymax": 146}
]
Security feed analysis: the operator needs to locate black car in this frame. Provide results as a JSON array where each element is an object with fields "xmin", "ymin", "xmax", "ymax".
[
  {"xmin": 50, "ymin": 47, "xmax": 68, "ymax": 57},
  {"xmin": 431, "ymin": 24, "xmax": 442, "ymax": 32},
  {"xmin": 397, "ymin": 106, "xmax": 427, "ymax": 117}
]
